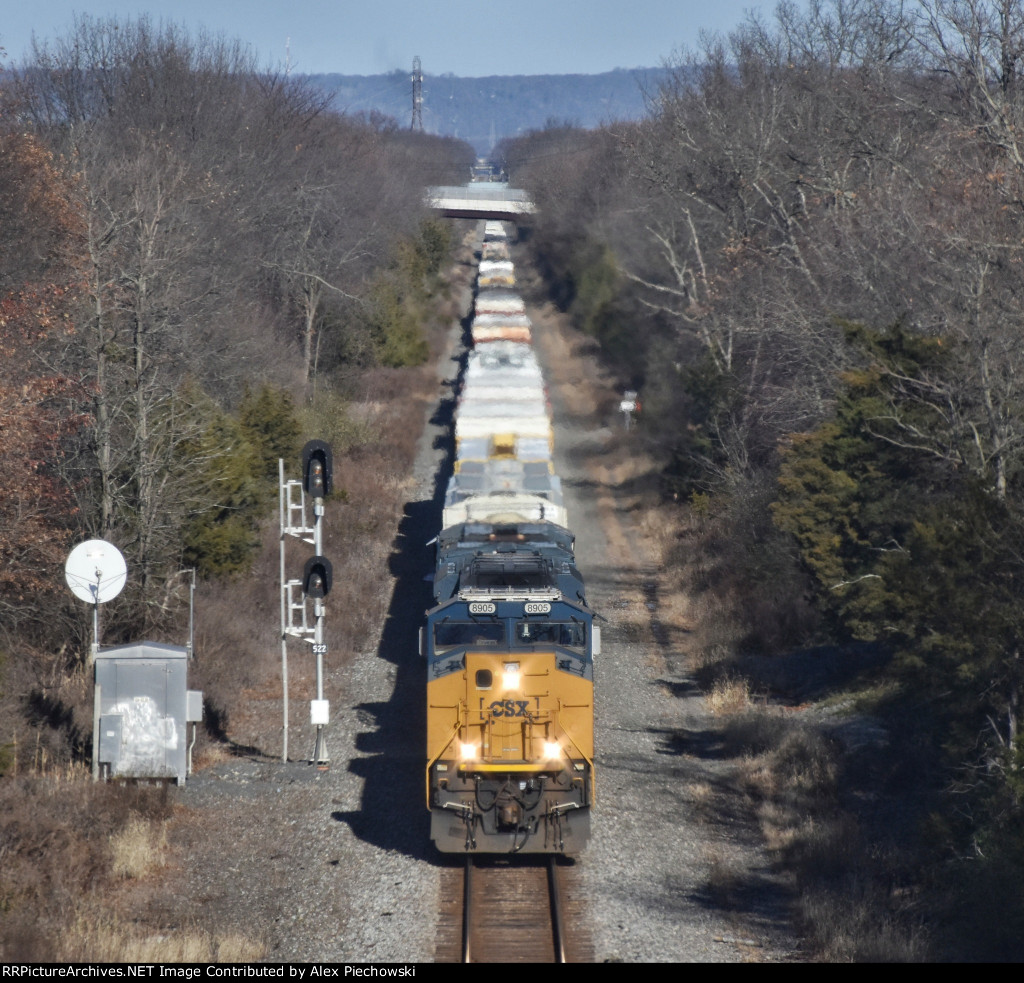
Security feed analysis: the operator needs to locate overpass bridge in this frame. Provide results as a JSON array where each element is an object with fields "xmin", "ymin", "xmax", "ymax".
[{"xmin": 426, "ymin": 183, "xmax": 535, "ymax": 223}]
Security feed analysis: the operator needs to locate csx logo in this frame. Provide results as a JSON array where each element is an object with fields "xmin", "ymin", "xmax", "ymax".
[{"xmin": 489, "ymin": 700, "xmax": 530, "ymax": 717}]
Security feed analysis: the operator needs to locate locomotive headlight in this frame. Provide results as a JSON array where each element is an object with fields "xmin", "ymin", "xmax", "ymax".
[
  {"xmin": 502, "ymin": 662, "xmax": 521, "ymax": 690},
  {"xmin": 459, "ymin": 742, "xmax": 478, "ymax": 761},
  {"xmin": 542, "ymin": 741, "xmax": 561, "ymax": 760}
]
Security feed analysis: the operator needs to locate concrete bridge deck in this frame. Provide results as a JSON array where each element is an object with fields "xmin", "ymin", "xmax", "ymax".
[{"xmin": 426, "ymin": 183, "xmax": 535, "ymax": 222}]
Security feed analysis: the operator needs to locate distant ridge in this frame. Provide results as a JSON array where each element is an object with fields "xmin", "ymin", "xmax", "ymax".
[{"xmin": 302, "ymin": 67, "xmax": 669, "ymax": 155}]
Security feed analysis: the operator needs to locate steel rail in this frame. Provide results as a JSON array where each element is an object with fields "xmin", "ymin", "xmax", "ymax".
[
  {"xmin": 548, "ymin": 855, "xmax": 567, "ymax": 963},
  {"xmin": 462, "ymin": 856, "xmax": 473, "ymax": 963}
]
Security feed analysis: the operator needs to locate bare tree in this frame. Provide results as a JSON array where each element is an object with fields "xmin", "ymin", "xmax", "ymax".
[
  {"xmin": 13, "ymin": 18, "xmax": 302, "ymax": 629},
  {"xmin": 915, "ymin": 0, "xmax": 1024, "ymax": 175}
]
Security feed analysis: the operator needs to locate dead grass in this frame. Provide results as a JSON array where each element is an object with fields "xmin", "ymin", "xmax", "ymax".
[
  {"xmin": 706, "ymin": 675, "xmax": 752, "ymax": 715},
  {"xmin": 110, "ymin": 816, "xmax": 169, "ymax": 879},
  {"xmin": 53, "ymin": 915, "xmax": 265, "ymax": 963},
  {"xmin": 641, "ymin": 476, "xmax": 933, "ymax": 960},
  {"xmin": 0, "ymin": 777, "xmax": 177, "ymax": 961},
  {"xmin": 798, "ymin": 877, "xmax": 929, "ymax": 962},
  {"xmin": 1, "ymin": 658, "xmax": 95, "ymax": 779},
  {"xmin": 190, "ymin": 741, "xmax": 232, "ymax": 772},
  {"xmin": 723, "ymin": 715, "xmax": 930, "ymax": 960},
  {"xmin": 681, "ymin": 779, "xmax": 718, "ymax": 824},
  {"xmin": 702, "ymin": 845, "xmax": 748, "ymax": 908}
]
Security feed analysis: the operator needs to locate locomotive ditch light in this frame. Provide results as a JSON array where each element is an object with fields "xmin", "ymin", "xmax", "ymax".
[
  {"xmin": 459, "ymin": 742, "xmax": 478, "ymax": 761},
  {"xmin": 302, "ymin": 555, "xmax": 333, "ymax": 598},
  {"xmin": 502, "ymin": 662, "xmax": 520, "ymax": 690},
  {"xmin": 542, "ymin": 741, "xmax": 562, "ymax": 760},
  {"xmin": 301, "ymin": 439, "xmax": 333, "ymax": 499}
]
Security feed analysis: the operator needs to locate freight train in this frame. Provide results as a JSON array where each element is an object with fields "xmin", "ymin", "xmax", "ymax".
[{"xmin": 423, "ymin": 221, "xmax": 597, "ymax": 854}]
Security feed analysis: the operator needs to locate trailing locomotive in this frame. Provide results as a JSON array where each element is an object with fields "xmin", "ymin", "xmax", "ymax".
[{"xmin": 423, "ymin": 221, "xmax": 597, "ymax": 854}]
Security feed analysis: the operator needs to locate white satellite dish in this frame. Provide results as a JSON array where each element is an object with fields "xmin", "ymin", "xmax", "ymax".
[{"xmin": 65, "ymin": 539, "xmax": 127, "ymax": 605}]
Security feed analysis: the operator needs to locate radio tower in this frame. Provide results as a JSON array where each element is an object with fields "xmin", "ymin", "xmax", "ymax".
[{"xmin": 411, "ymin": 56, "xmax": 424, "ymax": 131}]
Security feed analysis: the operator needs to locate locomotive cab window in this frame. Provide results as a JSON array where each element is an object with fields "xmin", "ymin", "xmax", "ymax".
[
  {"xmin": 433, "ymin": 621, "xmax": 506, "ymax": 654},
  {"xmin": 515, "ymin": 620, "xmax": 586, "ymax": 655}
]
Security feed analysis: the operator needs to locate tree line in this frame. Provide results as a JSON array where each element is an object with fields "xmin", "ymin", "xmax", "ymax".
[
  {"xmin": 499, "ymin": 0, "xmax": 1024, "ymax": 958},
  {"xmin": 0, "ymin": 15, "xmax": 473, "ymax": 766}
]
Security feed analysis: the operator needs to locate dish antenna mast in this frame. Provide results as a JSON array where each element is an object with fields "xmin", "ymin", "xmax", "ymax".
[
  {"xmin": 411, "ymin": 56, "xmax": 423, "ymax": 131},
  {"xmin": 65, "ymin": 540, "xmax": 127, "ymax": 664}
]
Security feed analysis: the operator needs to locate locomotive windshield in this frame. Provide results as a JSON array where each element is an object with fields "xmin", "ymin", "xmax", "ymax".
[
  {"xmin": 433, "ymin": 621, "xmax": 506, "ymax": 654},
  {"xmin": 514, "ymin": 620, "xmax": 586, "ymax": 655}
]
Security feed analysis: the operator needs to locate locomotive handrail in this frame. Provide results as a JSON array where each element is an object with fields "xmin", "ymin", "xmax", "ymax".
[
  {"xmin": 457, "ymin": 588, "xmax": 562, "ymax": 600},
  {"xmin": 552, "ymin": 716, "xmax": 596, "ymax": 804},
  {"xmin": 426, "ymin": 705, "xmax": 466, "ymax": 805}
]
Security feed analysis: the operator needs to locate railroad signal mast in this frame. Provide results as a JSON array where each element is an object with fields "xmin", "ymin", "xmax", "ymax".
[{"xmin": 279, "ymin": 440, "xmax": 334, "ymax": 765}]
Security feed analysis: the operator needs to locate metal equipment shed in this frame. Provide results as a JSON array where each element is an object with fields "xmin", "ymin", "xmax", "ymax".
[{"xmin": 93, "ymin": 642, "xmax": 202, "ymax": 784}]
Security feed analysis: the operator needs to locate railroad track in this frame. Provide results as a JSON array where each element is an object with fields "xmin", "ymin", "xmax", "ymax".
[{"xmin": 435, "ymin": 856, "xmax": 593, "ymax": 962}]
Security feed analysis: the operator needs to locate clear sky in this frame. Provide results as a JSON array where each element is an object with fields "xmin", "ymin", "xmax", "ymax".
[{"xmin": 1, "ymin": 0, "xmax": 764, "ymax": 77}]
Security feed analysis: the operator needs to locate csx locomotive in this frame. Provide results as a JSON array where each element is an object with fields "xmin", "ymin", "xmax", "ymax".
[{"xmin": 423, "ymin": 222, "xmax": 597, "ymax": 854}]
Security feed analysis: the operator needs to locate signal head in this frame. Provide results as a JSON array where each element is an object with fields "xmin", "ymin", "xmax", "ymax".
[
  {"xmin": 301, "ymin": 439, "xmax": 333, "ymax": 499},
  {"xmin": 302, "ymin": 555, "xmax": 333, "ymax": 598}
]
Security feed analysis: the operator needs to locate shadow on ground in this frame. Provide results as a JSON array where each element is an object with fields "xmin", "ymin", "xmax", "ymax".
[{"xmin": 331, "ymin": 317, "xmax": 470, "ymax": 863}]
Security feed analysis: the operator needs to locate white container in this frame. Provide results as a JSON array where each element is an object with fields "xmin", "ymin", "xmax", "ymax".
[
  {"xmin": 471, "ymin": 312, "xmax": 531, "ymax": 329},
  {"xmin": 455, "ymin": 415, "xmax": 553, "ymax": 445},
  {"xmin": 471, "ymin": 323, "xmax": 531, "ymax": 344},
  {"xmin": 479, "ymin": 260, "xmax": 515, "ymax": 276},
  {"xmin": 462, "ymin": 384, "xmax": 547, "ymax": 403},
  {"xmin": 459, "ymin": 398, "xmax": 548, "ymax": 419},
  {"xmin": 475, "ymin": 288, "xmax": 526, "ymax": 315}
]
